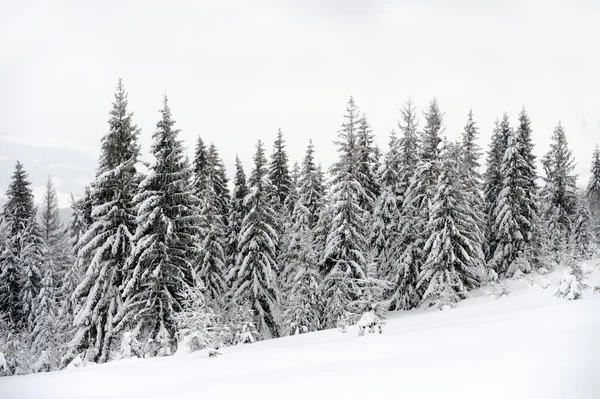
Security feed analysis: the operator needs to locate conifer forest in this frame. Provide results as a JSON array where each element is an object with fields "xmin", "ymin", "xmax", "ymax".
[{"xmin": 2, "ymin": 79, "xmax": 600, "ymax": 376}]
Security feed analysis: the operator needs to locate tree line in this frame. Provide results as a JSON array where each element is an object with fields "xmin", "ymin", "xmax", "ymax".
[{"xmin": 1, "ymin": 80, "xmax": 599, "ymax": 375}]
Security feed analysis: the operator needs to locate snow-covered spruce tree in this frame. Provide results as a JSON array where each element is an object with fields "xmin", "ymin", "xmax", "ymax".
[
  {"xmin": 192, "ymin": 136, "xmax": 209, "ymax": 195},
  {"xmin": 192, "ymin": 141, "xmax": 228, "ymax": 300},
  {"xmin": 114, "ymin": 95, "xmax": 200, "ymax": 358},
  {"xmin": 298, "ymin": 140, "xmax": 325, "ymax": 230},
  {"xmin": 491, "ymin": 127, "xmax": 533, "ymax": 277},
  {"xmin": 540, "ymin": 122, "xmax": 577, "ymax": 257},
  {"xmin": 280, "ymin": 141, "xmax": 325, "ymax": 290},
  {"xmin": 225, "ymin": 156, "xmax": 249, "ymax": 278},
  {"xmin": 370, "ymin": 131, "xmax": 400, "ymax": 281},
  {"xmin": 459, "ymin": 110, "xmax": 487, "ymax": 278},
  {"xmin": 417, "ymin": 142, "xmax": 485, "ymax": 309},
  {"xmin": 320, "ymin": 96, "xmax": 368, "ymax": 328},
  {"xmin": 388, "ymin": 98, "xmax": 422, "ymax": 311},
  {"xmin": 207, "ymin": 143, "xmax": 231, "ymax": 224},
  {"xmin": 31, "ymin": 255, "xmax": 59, "ymax": 370},
  {"xmin": 39, "ymin": 178, "xmax": 72, "ymax": 296},
  {"xmin": 514, "ymin": 108, "xmax": 539, "ymax": 262},
  {"xmin": 229, "ymin": 141, "xmax": 280, "ymax": 339},
  {"xmin": 19, "ymin": 215, "xmax": 44, "ymax": 331},
  {"xmin": 460, "ymin": 110, "xmax": 485, "ymax": 226},
  {"xmin": 483, "ymin": 115, "xmax": 510, "ymax": 261},
  {"xmin": 586, "ymin": 145, "xmax": 600, "ymax": 233},
  {"xmin": 355, "ymin": 114, "xmax": 380, "ymax": 216},
  {"xmin": 66, "ymin": 79, "xmax": 141, "ymax": 364},
  {"xmin": 394, "ymin": 99, "xmax": 445, "ymax": 310},
  {"xmin": 0, "ymin": 161, "xmax": 38, "ymax": 327},
  {"xmin": 269, "ymin": 128, "xmax": 293, "ymax": 208},
  {"xmin": 572, "ymin": 189, "xmax": 598, "ymax": 259},
  {"xmin": 195, "ymin": 178, "xmax": 228, "ymax": 302},
  {"xmin": 281, "ymin": 196, "xmax": 321, "ymax": 336}
]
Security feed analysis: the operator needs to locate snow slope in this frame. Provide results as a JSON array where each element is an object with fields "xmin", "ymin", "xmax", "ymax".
[{"xmin": 2, "ymin": 262, "xmax": 600, "ymax": 399}]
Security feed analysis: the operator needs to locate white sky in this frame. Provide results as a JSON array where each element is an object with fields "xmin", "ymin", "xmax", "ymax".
[{"xmin": 1, "ymin": 0, "xmax": 599, "ymax": 207}]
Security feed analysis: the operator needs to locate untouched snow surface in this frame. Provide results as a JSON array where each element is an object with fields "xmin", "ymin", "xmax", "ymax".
[{"xmin": 2, "ymin": 261, "xmax": 600, "ymax": 399}]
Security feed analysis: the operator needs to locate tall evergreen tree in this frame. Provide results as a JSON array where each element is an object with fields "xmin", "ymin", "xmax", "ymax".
[
  {"xmin": 395, "ymin": 98, "xmax": 445, "ymax": 308},
  {"xmin": 66, "ymin": 79, "xmax": 140, "ymax": 363},
  {"xmin": 320, "ymin": 97, "xmax": 367, "ymax": 328},
  {"xmin": 515, "ymin": 108, "xmax": 539, "ymax": 253},
  {"xmin": 281, "ymin": 192, "xmax": 321, "ymax": 335},
  {"xmin": 0, "ymin": 162, "xmax": 38, "ymax": 327},
  {"xmin": 192, "ymin": 136, "xmax": 209, "ymax": 195},
  {"xmin": 370, "ymin": 131, "xmax": 400, "ymax": 280},
  {"xmin": 491, "ymin": 128, "xmax": 532, "ymax": 276},
  {"xmin": 115, "ymin": 96, "xmax": 200, "ymax": 357},
  {"xmin": 229, "ymin": 141, "xmax": 280, "ymax": 338},
  {"xmin": 39, "ymin": 177, "xmax": 62, "ymax": 244},
  {"xmin": 586, "ymin": 145, "xmax": 600, "ymax": 224},
  {"xmin": 269, "ymin": 128, "xmax": 292, "ymax": 207},
  {"xmin": 389, "ymin": 98, "xmax": 422, "ymax": 310},
  {"xmin": 356, "ymin": 114, "xmax": 380, "ymax": 215},
  {"xmin": 483, "ymin": 115, "xmax": 511, "ymax": 260},
  {"xmin": 195, "ymin": 170, "xmax": 228, "ymax": 302},
  {"xmin": 418, "ymin": 142, "xmax": 485, "ymax": 309},
  {"xmin": 572, "ymin": 189, "xmax": 597, "ymax": 259},
  {"xmin": 540, "ymin": 122, "xmax": 578, "ymax": 255},
  {"xmin": 206, "ymin": 143, "xmax": 231, "ymax": 223},
  {"xmin": 226, "ymin": 156, "xmax": 249, "ymax": 277}
]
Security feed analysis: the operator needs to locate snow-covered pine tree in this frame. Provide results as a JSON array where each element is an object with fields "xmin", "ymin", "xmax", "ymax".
[
  {"xmin": 31, "ymin": 255, "xmax": 59, "ymax": 370},
  {"xmin": 0, "ymin": 161, "xmax": 38, "ymax": 327},
  {"xmin": 356, "ymin": 114, "xmax": 380, "ymax": 215},
  {"xmin": 514, "ymin": 108, "xmax": 539, "ymax": 259},
  {"xmin": 281, "ymin": 195, "xmax": 321, "ymax": 336},
  {"xmin": 229, "ymin": 141, "xmax": 280, "ymax": 339},
  {"xmin": 19, "ymin": 215, "xmax": 44, "ymax": 331},
  {"xmin": 225, "ymin": 156, "xmax": 249, "ymax": 279},
  {"xmin": 540, "ymin": 122, "xmax": 578, "ymax": 257},
  {"xmin": 192, "ymin": 136, "xmax": 209, "ymax": 195},
  {"xmin": 269, "ymin": 128, "xmax": 292, "ymax": 208},
  {"xmin": 206, "ymin": 143, "xmax": 231, "ymax": 225},
  {"xmin": 491, "ymin": 127, "xmax": 532, "ymax": 276},
  {"xmin": 320, "ymin": 97, "xmax": 368, "ymax": 328},
  {"xmin": 586, "ymin": 145, "xmax": 600, "ymax": 233},
  {"xmin": 572, "ymin": 188, "xmax": 598, "ymax": 259},
  {"xmin": 39, "ymin": 178, "xmax": 71, "ymax": 302},
  {"xmin": 370, "ymin": 131, "xmax": 400, "ymax": 281},
  {"xmin": 389, "ymin": 98, "xmax": 422, "ymax": 311},
  {"xmin": 460, "ymin": 110, "xmax": 486, "ymax": 274},
  {"xmin": 66, "ymin": 79, "xmax": 141, "ymax": 364},
  {"xmin": 394, "ymin": 99, "xmax": 445, "ymax": 309},
  {"xmin": 115, "ymin": 95, "xmax": 200, "ymax": 358},
  {"xmin": 418, "ymin": 141, "xmax": 485, "ymax": 309},
  {"xmin": 195, "ymin": 176, "xmax": 228, "ymax": 302},
  {"xmin": 483, "ymin": 115, "xmax": 511, "ymax": 261},
  {"xmin": 297, "ymin": 140, "xmax": 325, "ymax": 230}
]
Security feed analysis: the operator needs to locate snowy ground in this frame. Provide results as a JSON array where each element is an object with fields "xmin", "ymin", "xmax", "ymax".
[{"xmin": 2, "ymin": 261, "xmax": 600, "ymax": 399}]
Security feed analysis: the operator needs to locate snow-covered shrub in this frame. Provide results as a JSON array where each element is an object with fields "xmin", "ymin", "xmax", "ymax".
[
  {"xmin": 175, "ymin": 286, "xmax": 227, "ymax": 354},
  {"xmin": 65, "ymin": 354, "xmax": 83, "ymax": 370},
  {"xmin": 116, "ymin": 332, "xmax": 141, "ymax": 359},
  {"xmin": 356, "ymin": 310, "xmax": 383, "ymax": 336},
  {"xmin": 336, "ymin": 313, "xmax": 351, "ymax": 334},
  {"xmin": 32, "ymin": 350, "xmax": 51, "ymax": 373},
  {"xmin": 223, "ymin": 301, "xmax": 258, "ymax": 346},
  {"xmin": 555, "ymin": 258, "xmax": 588, "ymax": 300},
  {"xmin": 555, "ymin": 273, "xmax": 583, "ymax": 300}
]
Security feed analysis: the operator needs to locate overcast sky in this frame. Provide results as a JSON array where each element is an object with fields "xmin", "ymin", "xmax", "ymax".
[{"xmin": 1, "ymin": 0, "xmax": 599, "ymax": 208}]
